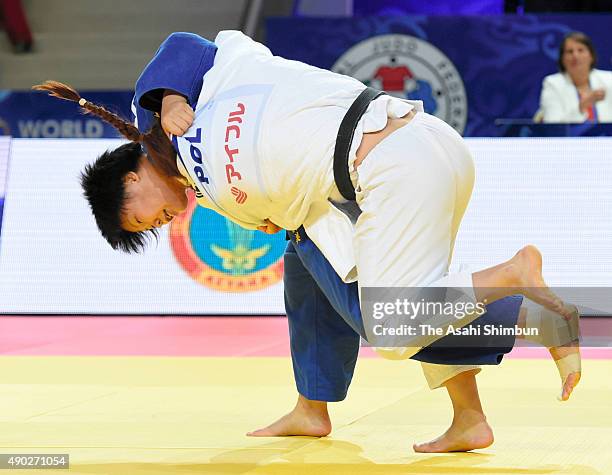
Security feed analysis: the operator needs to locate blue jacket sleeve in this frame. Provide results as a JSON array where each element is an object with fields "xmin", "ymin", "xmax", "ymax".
[
  {"xmin": 132, "ymin": 95, "xmax": 155, "ymax": 134},
  {"xmin": 135, "ymin": 32, "xmax": 218, "ymax": 115}
]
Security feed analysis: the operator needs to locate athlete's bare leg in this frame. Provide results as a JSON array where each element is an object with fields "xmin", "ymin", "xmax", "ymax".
[{"xmin": 413, "ymin": 369, "xmax": 494, "ymax": 453}]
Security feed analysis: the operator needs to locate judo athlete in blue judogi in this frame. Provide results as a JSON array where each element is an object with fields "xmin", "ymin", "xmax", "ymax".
[
  {"xmin": 283, "ymin": 227, "xmax": 524, "ymax": 402},
  {"xmin": 36, "ymin": 30, "xmax": 582, "ymax": 453}
]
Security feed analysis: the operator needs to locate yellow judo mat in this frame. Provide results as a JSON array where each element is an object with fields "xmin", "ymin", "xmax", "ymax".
[{"xmin": 0, "ymin": 356, "xmax": 610, "ymax": 475}]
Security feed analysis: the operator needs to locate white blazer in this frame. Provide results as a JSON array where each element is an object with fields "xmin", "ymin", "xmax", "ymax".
[{"xmin": 539, "ymin": 69, "xmax": 612, "ymax": 123}]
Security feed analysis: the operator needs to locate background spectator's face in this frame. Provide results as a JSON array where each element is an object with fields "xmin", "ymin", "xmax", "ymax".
[{"xmin": 562, "ymin": 38, "xmax": 593, "ymax": 76}]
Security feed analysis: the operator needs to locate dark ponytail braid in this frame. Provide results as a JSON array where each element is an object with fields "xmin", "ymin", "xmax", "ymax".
[{"xmin": 32, "ymin": 81, "xmax": 180, "ymax": 177}]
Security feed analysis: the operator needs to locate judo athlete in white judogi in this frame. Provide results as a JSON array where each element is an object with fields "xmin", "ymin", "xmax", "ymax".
[{"xmin": 34, "ymin": 31, "xmax": 582, "ymax": 453}]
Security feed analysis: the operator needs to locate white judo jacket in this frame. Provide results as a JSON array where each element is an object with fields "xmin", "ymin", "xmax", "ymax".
[{"xmin": 143, "ymin": 31, "xmax": 422, "ymax": 282}]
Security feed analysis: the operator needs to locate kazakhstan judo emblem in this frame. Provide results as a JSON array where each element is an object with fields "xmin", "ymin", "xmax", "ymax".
[
  {"xmin": 332, "ymin": 34, "xmax": 468, "ymax": 133},
  {"xmin": 169, "ymin": 192, "xmax": 285, "ymax": 292}
]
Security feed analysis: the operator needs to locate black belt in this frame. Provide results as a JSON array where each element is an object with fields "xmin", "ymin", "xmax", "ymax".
[{"xmin": 333, "ymin": 87, "xmax": 386, "ymax": 201}]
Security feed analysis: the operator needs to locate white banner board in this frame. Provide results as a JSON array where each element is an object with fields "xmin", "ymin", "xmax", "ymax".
[{"xmin": 0, "ymin": 138, "xmax": 611, "ymax": 314}]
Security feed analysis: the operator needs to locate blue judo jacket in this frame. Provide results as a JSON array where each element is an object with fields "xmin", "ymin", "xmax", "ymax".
[{"xmin": 132, "ymin": 32, "xmax": 217, "ymax": 133}]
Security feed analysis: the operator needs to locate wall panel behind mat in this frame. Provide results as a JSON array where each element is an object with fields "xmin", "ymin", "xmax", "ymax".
[{"xmin": 0, "ymin": 138, "xmax": 610, "ymax": 315}]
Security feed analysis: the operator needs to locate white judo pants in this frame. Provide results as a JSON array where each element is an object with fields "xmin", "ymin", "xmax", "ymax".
[{"xmin": 354, "ymin": 112, "xmax": 480, "ymax": 389}]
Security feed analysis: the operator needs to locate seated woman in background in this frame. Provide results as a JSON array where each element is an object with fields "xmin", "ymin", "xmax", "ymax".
[{"xmin": 538, "ymin": 31, "xmax": 612, "ymax": 123}]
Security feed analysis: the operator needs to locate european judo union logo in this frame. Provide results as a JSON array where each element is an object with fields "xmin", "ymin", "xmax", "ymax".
[
  {"xmin": 332, "ymin": 34, "xmax": 468, "ymax": 133},
  {"xmin": 169, "ymin": 193, "xmax": 285, "ymax": 292}
]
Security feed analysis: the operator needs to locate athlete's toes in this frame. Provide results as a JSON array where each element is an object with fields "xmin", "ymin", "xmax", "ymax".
[
  {"xmin": 246, "ymin": 427, "xmax": 274, "ymax": 437},
  {"xmin": 560, "ymin": 372, "xmax": 581, "ymax": 401},
  {"xmin": 413, "ymin": 441, "xmax": 438, "ymax": 453}
]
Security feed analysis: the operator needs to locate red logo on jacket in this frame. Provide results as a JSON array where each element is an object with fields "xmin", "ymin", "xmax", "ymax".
[
  {"xmin": 225, "ymin": 103, "xmax": 245, "ymax": 185},
  {"xmin": 231, "ymin": 186, "xmax": 247, "ymax": 204}
]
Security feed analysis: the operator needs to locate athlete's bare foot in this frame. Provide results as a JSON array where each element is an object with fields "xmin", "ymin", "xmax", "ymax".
[
  {"xmin": 510, "ymin": 245, "xmax": 572, "ymax": 319},
  {"xmin": 549, "ymin": 305, "xmax": 581, "ymax": 401},
  {"xmin": 551, "ymin": 345, "xmax": 581, "ymax": 401},
  {"xmin": 413, "ymin": 409, "xmax": 494, "ymax": 453},
  {"xmin": 247, "ymin": 395, "xmax": 332, "ymax": 437},
  {"xmin": 517, "ymin": 303, "xmax": 581, "ymax": 401},
  {"xmin": 473, "ymin": 245, "xmax": 572, "ymax": 319}
]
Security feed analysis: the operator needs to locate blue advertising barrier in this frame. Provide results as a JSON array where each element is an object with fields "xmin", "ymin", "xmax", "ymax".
[
  {"xmin": 0, "ymin": 90, "xmax": 133, "ymax": 138},
  {"xmin": 496, "ymin": 120, "xmax": 612, "ymax": 137},
  {"xmin": 266, "ymin": 14, "xmax": 612, "ymax": 136},
  {"xmin": 3, "ymin": 15, "xmax": 611, "ymax": 139}
]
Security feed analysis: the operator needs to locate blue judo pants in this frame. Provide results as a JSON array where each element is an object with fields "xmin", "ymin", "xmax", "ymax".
[{"xmin": 284, "ymin": 228, "xmax": 522, "ymax": 402}]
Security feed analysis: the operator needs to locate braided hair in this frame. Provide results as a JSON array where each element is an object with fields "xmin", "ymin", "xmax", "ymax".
[
  {"xmin": 32, "ymin": 81, "xmax": 179, "ymax": 177},
  {"xmin": 32, "ymin": 81, "xmax": 179, "ymax": 253}
]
